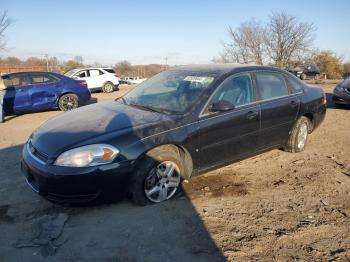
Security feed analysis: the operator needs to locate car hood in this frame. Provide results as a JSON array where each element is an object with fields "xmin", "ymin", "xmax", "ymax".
[{"xmin": 30, "ymin": 101, "xmax": 174, "ymax": 156}]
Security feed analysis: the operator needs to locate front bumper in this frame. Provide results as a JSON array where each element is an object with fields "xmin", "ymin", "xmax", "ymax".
[
  {"xmin": 333, "ymin": 94, "xmax": 350, "ymax": 105},
  {"xmin": 21, "ymin": 143, "xmax": 134, "ymax": 203}
]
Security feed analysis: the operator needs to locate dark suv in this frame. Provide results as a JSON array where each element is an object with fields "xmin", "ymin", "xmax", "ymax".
[{"xmin": 289, "ymin": 64, "xmax": 321, "ymax": 80}]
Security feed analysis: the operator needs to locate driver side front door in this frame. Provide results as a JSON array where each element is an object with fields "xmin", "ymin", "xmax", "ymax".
[
  {"xmin": 198, "ymin": 73, "xmax": 261, "ymax": 171},
  {"xmin": 2, "ymin": 74, "xmax": 31, "ymax": 113}
]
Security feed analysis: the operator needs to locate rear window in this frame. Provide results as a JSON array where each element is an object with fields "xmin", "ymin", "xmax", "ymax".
[
  {"xmin": 255, "ymin": 72, "xmax": 289, "ymax": 100},
  {"xmin": 103, "ymin": 69, "xmax": 115, "ymax": 74}
]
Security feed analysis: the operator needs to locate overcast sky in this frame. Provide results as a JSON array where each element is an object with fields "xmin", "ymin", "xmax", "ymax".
[{"xmin": 1, "ymin": 0, "xmax": 350, "ymax": 65}]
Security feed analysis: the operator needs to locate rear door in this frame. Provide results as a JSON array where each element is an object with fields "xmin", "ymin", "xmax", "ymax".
[
  {"xmin": 199, "ymin": 73, "xmax": 261, "ymax": 170},
  {"xmin": 2, "ymin": 73, "xmax": 31, "ymax": 113},
  {"xmin": 27, "ymin": 73, "xmax": 60, "ymax": 110},
  {"xmin": 88, "ymin": 69, "xmax": 104, "ymax": 88},
  {"xmin": 254, "ymin": 71, "xmax": 300, "ymax": 148}
]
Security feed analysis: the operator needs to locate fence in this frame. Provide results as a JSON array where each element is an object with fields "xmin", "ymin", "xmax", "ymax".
[{"xmin": 0, "ymin": 66, "xmax": 46, "ymax": 74}]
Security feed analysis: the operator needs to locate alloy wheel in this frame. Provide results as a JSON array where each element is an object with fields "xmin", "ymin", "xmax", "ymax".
[
  {"xmin": 144, "ymin": 161, "xmax": 181, "ymax": 203},
  {"xmin": 61, "ymin": 95, "xmax": 78, "ymax": 111},
  {"xmin": 104, "ymin": 83, "xmax": 114, "ymax": 93}
]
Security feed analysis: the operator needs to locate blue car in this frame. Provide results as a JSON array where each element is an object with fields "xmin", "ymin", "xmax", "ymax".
[{"xmin": 2, "ymin": 71, "xmax": 91, "ymax": 114}]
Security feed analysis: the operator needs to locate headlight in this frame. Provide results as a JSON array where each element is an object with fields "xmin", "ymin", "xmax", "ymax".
[
  {"xmin": 54, "ymin": 144, "xmax": 119, "ymax": 167},
  {"xmin": 335, "ymin": 85, "xmax": 345, "ymax": 92}
]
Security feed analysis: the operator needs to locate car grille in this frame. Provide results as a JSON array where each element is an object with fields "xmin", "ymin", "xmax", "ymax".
[{"xmin": 28, "ymin": 140, "xmax": 49, "ymax": 163}]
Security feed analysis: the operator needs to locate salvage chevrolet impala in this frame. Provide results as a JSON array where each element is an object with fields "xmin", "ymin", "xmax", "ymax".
[{"xmin": 21, "ymin": 65, "xmax": 326, "ymax": 205}]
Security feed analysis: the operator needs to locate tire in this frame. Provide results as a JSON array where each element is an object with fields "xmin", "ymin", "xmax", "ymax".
[
  {"xmin": 285, "ymin": 116, "xmax": 311, "ymax": 153},
  {"xmin": 128, "ymin": 145, "xmax": 184, "ymax": 206},
  {"xmin": 314, "ymin": 74, "xmax": 320, "ymax": 80},
  {"xmin": 102, "ymin": 82, "xmax": 114, "ymax": 93},
  {"xmin": 58, "ymin": 93, "xmax": 79, "ymax": 111},
  {"xmin": 300, "ymin": 73, "xmax": 306, "ymax": 80}
]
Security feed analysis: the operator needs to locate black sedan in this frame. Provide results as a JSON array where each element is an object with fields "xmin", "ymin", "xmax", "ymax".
[
  {"xmin": 333, "ymin": 77, "xmax": 350, "ymax": 106},
  {"xmin": 21, "ymin": 65, "xmax": 326, "ymax": 205}
]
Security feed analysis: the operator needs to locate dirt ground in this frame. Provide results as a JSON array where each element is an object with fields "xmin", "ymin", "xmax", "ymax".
[{"xmin": 0, "ymin": 81, "xmax": 349, "ymax": 261}]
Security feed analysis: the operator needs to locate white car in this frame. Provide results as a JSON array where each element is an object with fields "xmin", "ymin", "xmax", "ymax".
[
  {"xmin": 64, "ymin": 68, "xmax": 119, "ymax": 93},
  {"xmin": 121, "ymin": 76, "xmax": 147, "ymax": 85}
]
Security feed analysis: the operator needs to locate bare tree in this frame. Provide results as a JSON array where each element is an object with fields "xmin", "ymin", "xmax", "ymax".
[
  {"xmin": 219, "ymin": 19, "xmax": 265, "ymax": 64},
  {"xmin": 0, "ymin": 11, "xmax": 12, "ymax": 51},
  {"xmin": 265, "ymin": 12, "xmax": 316, "ymax": 68},
  {"xmin": 114, "ymin": 60, "xmax": 132, "ymax": 76}
]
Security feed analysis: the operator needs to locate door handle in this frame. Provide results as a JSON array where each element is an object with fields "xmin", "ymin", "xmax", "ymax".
[
  {"xmin": 246, "ymin": 111, "xmax": 258, "ymax": 120},
  {"xmin": 290, "ymin": 100, "xmax": 298, "ymax": 107}
]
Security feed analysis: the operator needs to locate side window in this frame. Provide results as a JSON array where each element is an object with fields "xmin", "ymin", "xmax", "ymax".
[
  {"xmin": 2, "ymin": 75, "xmax": 13, "ymax": 87},
  {"xmin": 5, "ymin": 75, "xmax": 29, "ymax": 87},
  {"xmin": 30, "ymin": 73, "xmax": 57, "ymax": 85},
  {"xmin": 211, "ymin": 74, "xmax": 253, "ymax": 107},
  {"xmin": 75, "ymin": 71, "xmax": 87, "ymax": 78},
  {"xmin": 284, "ymin": 75, "xmax": 303, "ymax": 93},
  {"xmin": 255, "ymin": 72, "xmax": 289, "ymax": 100},
  {"xmin": 89, "ymin": 69, "xmax": 102, "ymax": 76}
]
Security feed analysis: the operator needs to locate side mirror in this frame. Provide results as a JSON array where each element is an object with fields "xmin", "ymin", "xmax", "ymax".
[{"xmin": 209, "ymin": 100, "xmax": 235, "ymax": 112}]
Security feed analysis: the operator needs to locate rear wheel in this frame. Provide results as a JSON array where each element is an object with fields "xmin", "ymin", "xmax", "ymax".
[
  {"xmin": 102, "ymin": 82, "xmax": 114, "ymax": 93},
  {"xmin": 129, "ymin": 146, "xmax": 184, "ymax": 206},
  {"xmin": 285, "ymin": 116, "xmax": 311, "ymax": 153},
  {"xmin": 58, "ymin": 94, "xmax": 79, "ymax": 111}
]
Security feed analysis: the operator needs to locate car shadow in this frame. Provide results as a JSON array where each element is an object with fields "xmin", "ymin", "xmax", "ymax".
[
  {"xmin": 84, "ymin": 97, "xmax": 98, "ymax": 105},
  {"xmin": 0, "ymin": 109, "xmax": 226, "ymax": 261}
]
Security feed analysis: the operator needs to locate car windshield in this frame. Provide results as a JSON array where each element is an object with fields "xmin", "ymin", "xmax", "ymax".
[
  {"xmin": 123, "ymin": 70, "xmax": 217, "ymax": 114},
  {"xmin": 64, "ymin": 69, "xmax": 80, "ymax": 76}
]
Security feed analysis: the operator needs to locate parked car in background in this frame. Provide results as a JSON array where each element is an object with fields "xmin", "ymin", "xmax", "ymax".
[
  {"xmin": 2, "ymin": 71, "xmax": 91, "ymax": 113},
  {"xmin": 21, "ymin": 65, "xmax": 326, "ymax": 205},
  {"xmin": 288, "ymin": 64, "xmax": 320, "ymax": 80},
  {"xmin": 333, "ymin": 77, "xmax": 350, "ymax": 107},
  {"xmin": 64, "ymin": 68, "xmax": 119, "ymax": 93},
  {"xmin": 120, "ymin": 76, "xmax": 147, "ymax": 85}
]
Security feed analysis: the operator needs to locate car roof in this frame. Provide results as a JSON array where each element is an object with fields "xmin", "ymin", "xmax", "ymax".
[
  {"xmin": 72, "ymin": 68, "xmax": 113, "ymax": 70},
  {"xmin": 169, "ymin": 63, "xmax": 284, "ymax": 75},
  {"xmin": 3, "ymin": 71, "xmax": 59, "ymax": 76}
]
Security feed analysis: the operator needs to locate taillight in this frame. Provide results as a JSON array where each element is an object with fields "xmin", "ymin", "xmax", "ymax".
[
  {"xmin": 323, "ymin": 92, "xmax": 327, "ymax": 104},
  {"xmin": 79, "ymin": 81, "xmax": 88, "ymax": 88}
]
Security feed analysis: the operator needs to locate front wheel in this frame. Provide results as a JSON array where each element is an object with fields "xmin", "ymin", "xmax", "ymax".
[
  {"xmin": 300, "ymin": 73, "xmax": 306, "ymax": 80},
  {"xmin": 58, "ymin": 94, "xmax": 79, "ymax": 111},
  {"xmin": 128, "ymin": 146, "xmax": 184, "ymax": 206},
  {"xmin": 285, "ymin": 116, "xmax": 311, "ymax": 153}
]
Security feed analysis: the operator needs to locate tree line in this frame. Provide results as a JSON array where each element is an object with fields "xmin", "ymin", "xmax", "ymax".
[
  {"xmin": 0, "ymin": 56, "xmax": 166, "ymax": 78},
  {"xmin": 215, "ymin": 11, "xmax": 348, "ymax": 79}
]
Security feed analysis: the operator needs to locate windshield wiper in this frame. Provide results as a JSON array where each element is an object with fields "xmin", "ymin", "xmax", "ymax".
[
  {"xmin": 115, "ymin": 97, "xmax": 127, "ymax": 104},
  {"xmin": 128, "ymin": 102, "xmax": 165, "ymax": 114}
]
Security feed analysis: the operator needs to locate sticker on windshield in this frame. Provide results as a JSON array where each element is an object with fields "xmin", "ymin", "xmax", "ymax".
[{"xmin": 184, "ymin": 76, "xmax": 214, "ymax": 83}]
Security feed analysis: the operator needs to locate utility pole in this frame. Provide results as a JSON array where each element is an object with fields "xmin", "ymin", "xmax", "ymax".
[
  {"xmin": 165, "ymin": 57, "xmax": 168, "ymax": 69},
  {"xmin": 44, "ymin": 54, "xmax": 49, "ymax": 72},
  {"xmin": 164, "ymin": 57, "xmax": 168, "ymax": 70}
]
